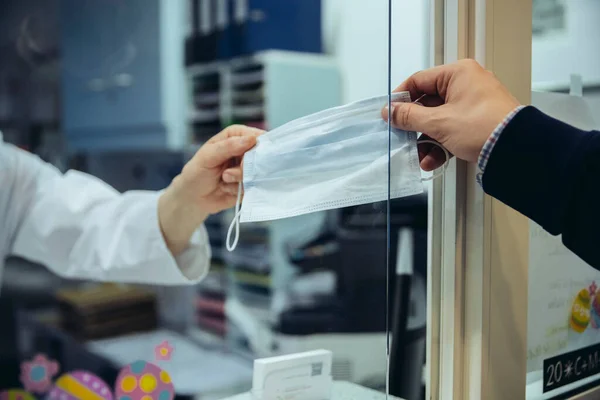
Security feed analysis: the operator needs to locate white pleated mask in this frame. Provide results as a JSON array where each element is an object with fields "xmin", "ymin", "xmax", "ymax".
[{"xmin": 227, "ymin": 92, "xmax": 449, "ymax": 251}]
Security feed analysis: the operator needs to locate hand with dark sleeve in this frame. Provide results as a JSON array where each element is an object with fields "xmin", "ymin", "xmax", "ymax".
[{"xmin": 383, "ymin": 59, "xmax": 600, "ymax": 269}]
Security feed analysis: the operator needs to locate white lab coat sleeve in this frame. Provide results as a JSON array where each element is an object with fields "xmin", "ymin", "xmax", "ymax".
[{"xmin": 8, "ymin": 145, "xmax": 211, "ymax": 285}]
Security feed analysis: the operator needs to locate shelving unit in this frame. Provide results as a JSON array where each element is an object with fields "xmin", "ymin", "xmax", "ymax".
[
  {"xmin": 187, "ymin": 50, "xmax": 341, "ymax": 142},
  {"xmin": 185, "ymin": 50, "xmax": 342, "ymax": 356}
]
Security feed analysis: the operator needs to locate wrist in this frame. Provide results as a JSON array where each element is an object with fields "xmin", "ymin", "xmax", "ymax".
[
  {"xmin": 158, "ymin": 178, "xmax": 208, "ymax": 255},
  {"xmin": 476, "ymin": 104, "xmax": 526, "ymax": 185}
]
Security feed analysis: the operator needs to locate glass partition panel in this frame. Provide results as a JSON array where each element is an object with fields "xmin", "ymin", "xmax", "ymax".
[
  {"xmin": 0, "ymin": 1, "xmax": 429, "ymax": 399},
  {"xmin": 527, "ymin": 1, "xmax": 600, "ymax": 398},
  {"xmin": 386, "ymin": 1, "xmax": 430, "ymax": 399}
]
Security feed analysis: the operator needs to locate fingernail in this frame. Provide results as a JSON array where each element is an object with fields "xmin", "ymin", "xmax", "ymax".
[{"xmin": 223, "ymin": 173, "xmax": 234, "ymax": 183}]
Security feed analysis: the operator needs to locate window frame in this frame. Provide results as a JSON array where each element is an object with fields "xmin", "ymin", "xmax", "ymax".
[{"xmin": 427, "ymin": 0, "xmax": 533, "ymax": 399}]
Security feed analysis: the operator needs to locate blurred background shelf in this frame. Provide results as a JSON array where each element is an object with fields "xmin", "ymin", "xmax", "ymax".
[{"xmin": 0, "ymin": 0, "xmax": 432, "ymax": 398}]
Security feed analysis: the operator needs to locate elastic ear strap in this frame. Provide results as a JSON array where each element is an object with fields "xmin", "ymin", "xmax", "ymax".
[
  {"xmin": 418, "ymin": 139, "xmax": 450, "ymax": 181},
  {"xmin": 226, "ymin": 181, "xmax": 243, "ymax": 252}
]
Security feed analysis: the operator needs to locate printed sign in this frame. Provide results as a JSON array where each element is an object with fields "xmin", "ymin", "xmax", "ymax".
[{"xmin": 543, "ymin": 342, "xmax": 600, "ymax": 392}]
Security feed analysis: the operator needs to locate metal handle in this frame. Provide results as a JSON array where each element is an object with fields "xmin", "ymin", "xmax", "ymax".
[
  {"xmin": 112, "ymin": 73, "xmax": 133, "ymax": 88},
  {"xmin": 87, "ymin": 74, "xmax": 133, "ymax": 92}
]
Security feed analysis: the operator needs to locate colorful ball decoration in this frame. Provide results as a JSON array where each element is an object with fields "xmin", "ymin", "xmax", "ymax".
[
  {"xmin": 0, "ymin": 389, "xmax": 36, "ymax": 400},
  {"xmin": 591, "ymin": 292, "xmax": 600, "ymax": 329},
  {"xmin": 47, "ymin": 371, "xmax": 112, "ymax": 400},
  {"xmin": 115, "ymin": 361, "xmax": 174, "ymax": 400},
  {"xmin": 20, "ymin": 354, "xmax": 59, "ymax": 394},
  {"xmin": 570, "ymin": 288, "xmax": 592, "ymax": 333},
  {"xmin": 154, "ymin": 341, "xmax": 174, "ymax": 362}
]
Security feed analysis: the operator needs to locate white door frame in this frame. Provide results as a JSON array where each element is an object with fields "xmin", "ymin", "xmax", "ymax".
[
  {"xmin": 427, "ymin": 0, "xmax": 470, "ymax": 398},
  {"xmin": 427, "ymin": 0, "xmax": 533, "ymax": 399}
]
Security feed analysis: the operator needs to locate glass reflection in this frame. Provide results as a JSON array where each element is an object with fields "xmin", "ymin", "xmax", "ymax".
[{"xmin": 0, "ymin": 0, "xmax": 429, "ymax": 399}]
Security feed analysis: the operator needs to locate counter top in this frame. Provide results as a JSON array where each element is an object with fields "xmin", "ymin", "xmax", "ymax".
[{"xmin": 221, "ymin": 381, "xmax": 405, "ymax": 400}]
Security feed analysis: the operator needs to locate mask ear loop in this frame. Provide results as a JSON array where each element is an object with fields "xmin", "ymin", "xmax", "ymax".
[
  {"xmin": 417, "ymin": 139, "xmax": 450, "ymax": 181},
  {"xmin": 226, "ymin": 181, "xmax": 243, "ymax": 252},
  {"xmin": 409, "ymin": 98, "xmax": 450, "ymax": 181}
]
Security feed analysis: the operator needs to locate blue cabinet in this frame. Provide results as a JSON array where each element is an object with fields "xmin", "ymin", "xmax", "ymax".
[
  {"xmin": 242, "ymin": 0, "xmax": 322, "ymax": 55},
  {"xmin": 218, "ymin": 0, "xmax": 322, "ymax": 60},
  {"xmin": 60, "ymin": 0, "xmax": 187, "ymax": 151}
]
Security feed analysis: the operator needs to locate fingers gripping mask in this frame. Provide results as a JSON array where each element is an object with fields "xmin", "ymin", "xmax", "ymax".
[{"xmin": 226, "ymin": 92, "xmax": 449, "ymax": 251}]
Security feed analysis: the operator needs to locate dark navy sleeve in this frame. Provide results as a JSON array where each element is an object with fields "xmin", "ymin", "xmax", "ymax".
[{"xmin": 482, "ymin": 106, "xmax": 600, "ymax": 269}]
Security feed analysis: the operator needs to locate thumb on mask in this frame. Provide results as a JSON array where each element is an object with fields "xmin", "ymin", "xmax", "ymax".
[{"xmin": 382, "ymin": 102, "xmax": 445, "ymax": 140}]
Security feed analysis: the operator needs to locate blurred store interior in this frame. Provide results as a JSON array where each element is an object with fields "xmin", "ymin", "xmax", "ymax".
[
  {"xmin": 0, "ymin": 1, "xmax": 429, "ymax": 399},
  {"xmin": 0, "ymin": 0, "xmax": 598, "ymax": 399}
]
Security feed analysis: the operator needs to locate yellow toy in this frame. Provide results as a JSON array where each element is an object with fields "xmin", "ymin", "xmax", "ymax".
[{"xmin": 570, "ymin": 288, "xmax": 591, "ymax": 333}]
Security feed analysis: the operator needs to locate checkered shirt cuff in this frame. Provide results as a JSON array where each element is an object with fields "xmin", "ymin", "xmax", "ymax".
[{"xmin": 476, "ymin": 105, "xmax": 526, "ymax": 185}]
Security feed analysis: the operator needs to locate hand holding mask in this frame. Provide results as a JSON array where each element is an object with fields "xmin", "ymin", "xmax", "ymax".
[{"xmin": 227, "ymin": 92, "xmax": 449, "ymax": 251}]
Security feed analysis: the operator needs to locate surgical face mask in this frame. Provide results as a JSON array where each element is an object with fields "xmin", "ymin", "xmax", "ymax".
[{"xmin": 227, "ymin": 92, "xmax": 449, "ymax": 251}]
